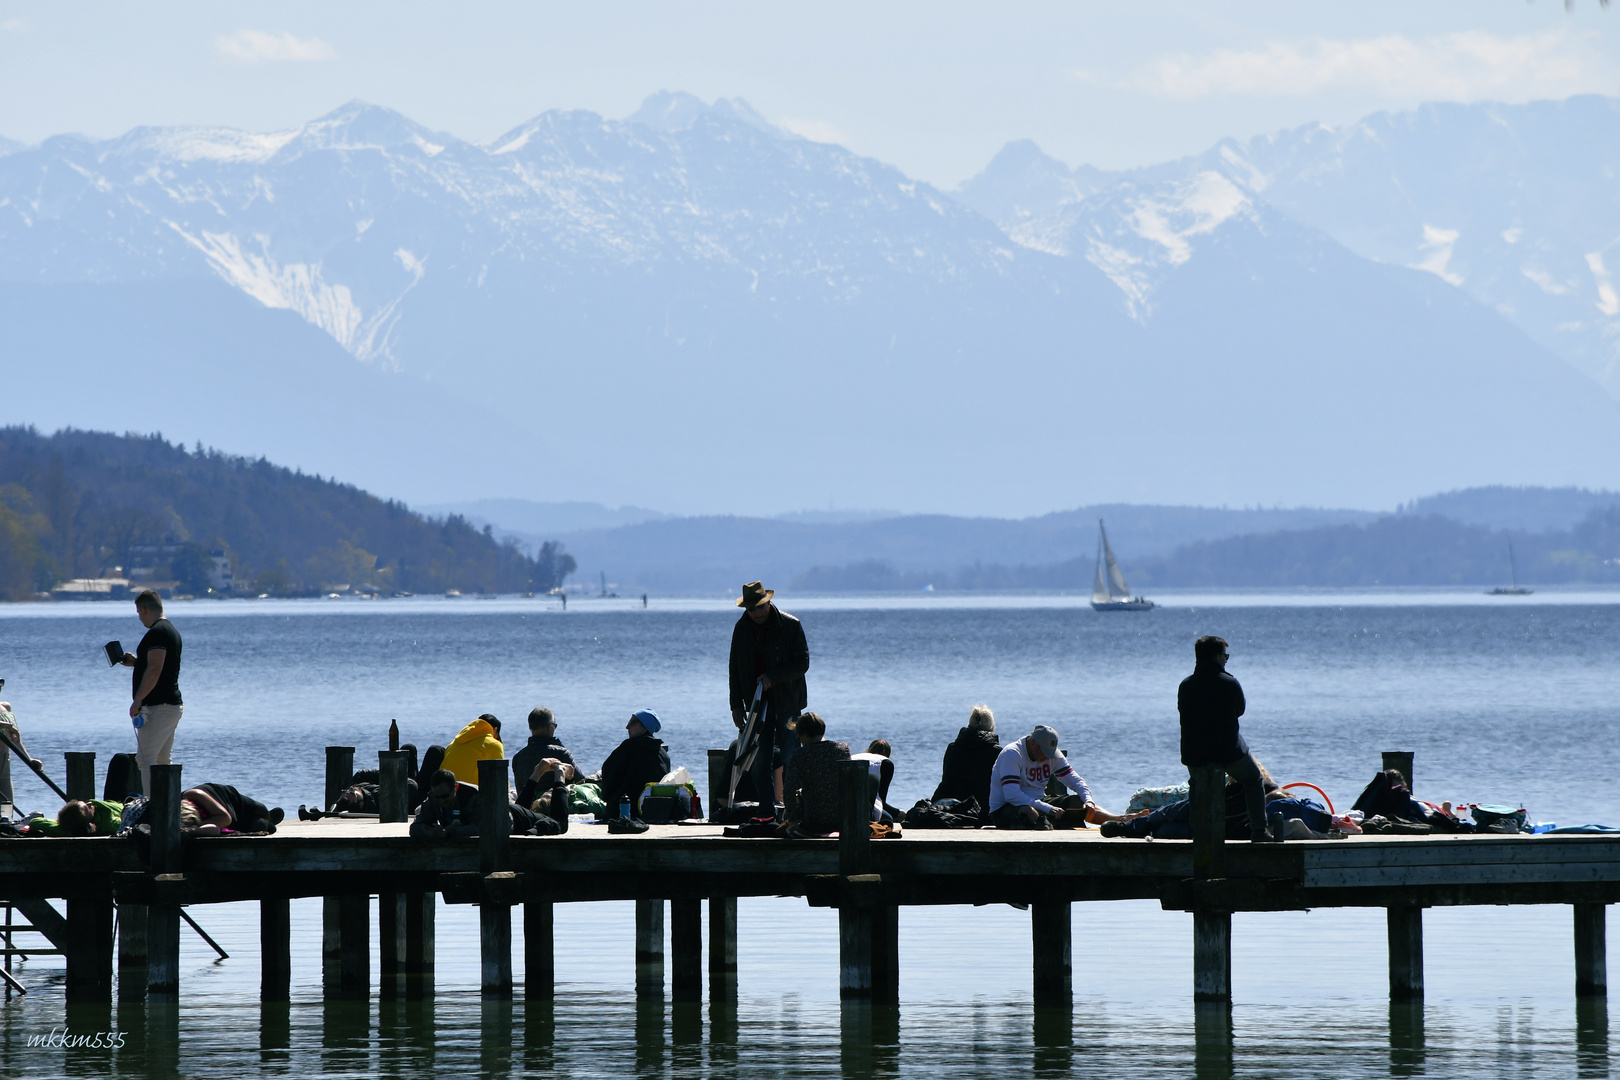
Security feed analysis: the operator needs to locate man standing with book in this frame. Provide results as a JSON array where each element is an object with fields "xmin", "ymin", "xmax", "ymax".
[{"xmin": 120, "ymin": 589, "xmax": 183, "ymax": 794}]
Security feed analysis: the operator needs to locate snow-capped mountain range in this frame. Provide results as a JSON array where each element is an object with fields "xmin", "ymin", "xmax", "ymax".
[{"xmin": 3, "ymin": 92, "xmax": 1620, "ymax": 515}]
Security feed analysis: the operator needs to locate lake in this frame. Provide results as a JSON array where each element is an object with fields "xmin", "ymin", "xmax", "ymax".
[{"xmin": 0, "ymin": 590, "xmax": 1615, "ymax": 1077}]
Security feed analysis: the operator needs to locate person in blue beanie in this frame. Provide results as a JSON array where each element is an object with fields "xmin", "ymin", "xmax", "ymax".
[{"xmin": 598, "ymin": 709, "xmax": 671, "ymax": 819}]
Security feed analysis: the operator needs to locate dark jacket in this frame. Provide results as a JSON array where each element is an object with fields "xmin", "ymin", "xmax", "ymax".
[
  {"xmin": 1178, "ymin": 663, "xmax": 1247, "ymax": 766},
  {"xmin": 511, "ymin": 734, "xmax": 577, "ymax": 793},
  {"xmin": 784, "ymin": 738, "xmax": 850, "ymax": 833},
  {"xmin": 409, "ymin": 780, "xmax": 481, "ymax": 840},
  {"xmin": 728, "ymin": 606, "xmax": 810, "ymax": 718},
  {"xmin": 599, "ymin": 733, "xmax": 671, "ymax": 818},
  {"xmin": 932, "ymin": 726, "xmax": 1002, "ymax": 808}
]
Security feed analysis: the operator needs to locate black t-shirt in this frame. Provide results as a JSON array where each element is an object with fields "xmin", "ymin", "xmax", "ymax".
[{"xmin": 133, "ymin": 618, "xmax": 183, "ymax": 706}]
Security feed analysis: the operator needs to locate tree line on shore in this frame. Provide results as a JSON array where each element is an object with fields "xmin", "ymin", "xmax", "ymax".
[
  {"xmin": 793, "ymin": 510, "xmax": 1620, "ymax": 592},
  {"xmin": 0, "ymin": 428, "xmax": 576, "ymax": 601}
]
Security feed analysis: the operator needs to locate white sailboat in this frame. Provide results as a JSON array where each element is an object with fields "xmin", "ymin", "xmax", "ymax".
[
  {"xmin": 1090, "ymin": 520, "xmax": 1155, "ymax": 612},
  {"xmin": 1487, "ymin": 537, "xmax": 1533, "ymax": 596}
]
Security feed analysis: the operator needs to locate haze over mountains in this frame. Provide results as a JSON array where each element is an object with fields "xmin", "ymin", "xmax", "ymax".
[{"xmin": 4, "ymin": 92, "xmax": 1620, "ymax": 517}]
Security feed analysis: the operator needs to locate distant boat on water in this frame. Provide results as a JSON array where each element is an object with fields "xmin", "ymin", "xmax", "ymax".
[
  {"xmin": 1488, "ymin": 537, "xmax": 1533, "ymax": 596},
  {"xmin": 1091, "ymin": 520, "xmax": 1155, "ymax": 612}
]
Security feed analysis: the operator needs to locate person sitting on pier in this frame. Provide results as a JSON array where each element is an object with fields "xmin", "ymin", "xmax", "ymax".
[
  {"xmin": 441, "ymin": 715, "xmax": 505, "ymax": 785},
  {"xmin": 512, "ymin": 708, "xmax": 578, "ymax": 794},
  {"xmin": 597, "ymin": 710, "xmax": 670, "ymax": 819},
  {"xmin": 179, "ymin": 783, "xmax": 284, "ymax": 835},
  {"xmin": 1178, "ymin": 636, "xmax": 1276, "ymax": 843},
  {"xmin": 850, "ymin": 739, "xmax": 903, "ymax": 823},
  {"xmin": 988, "ymin": 725, "xmax": 1121, "ymax": 830},
  {"xmin": 411, "ymin": 768, "xmax": 565, "ymax": 839},
  {"xmin": 782, "ymin": 712, "xmax": 849, "ymax": 834},
  {"xmin": 931, "ymin": 704, "xmax": 1000, "ymax": 811}
]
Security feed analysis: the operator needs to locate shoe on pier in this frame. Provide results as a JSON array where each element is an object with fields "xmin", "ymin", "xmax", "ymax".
[{"xmin": 1250, "ymin": 829, "xmax": 1282, "ymax": 843}]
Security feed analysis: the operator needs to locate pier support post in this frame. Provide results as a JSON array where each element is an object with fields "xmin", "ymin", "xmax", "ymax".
[
  {"xmin": 404, "ymin": 892, "xmax": 435, "ymax": 998},
  {"xmin": 378, "ymin": 750, "xmax": 409, "ymax": 823},
  {"xmin": 872, "ymin": 901, "xmax": 899, "ymax": 1004},
  {"xmin": 1387, "ymin": 905, "xmax": 1424, "ymax": 1000},
  {"xmin": 1381, "ymin": 751, "xmax": 1415, "ymax": 792},
  {"xmin": 64, "ymin": 751, "xmax": 96, "ymax": 802},
  {"xmin": 635, "ymin": 899, "xmax": 665, "ymax": 999},
  {"xmin": 838, "ymin": 759, "xmax": 876, "ymax": 999},
  {"xmin": 477, "ymin": 759, "xmax": 514, "ymax": 997},
  {"xmin": 261, "ymin": 897, "xmax": 291, "ymax": 1001},
  {"xmin": 1031, "ymin": 899, "xmax": 1071, "ymax": 1007},
  {"xmin": 117, "ymin": 902, "xmax": 147, "ymax": 1000},
  {"xmin": 338, "ymin": 894, "xmax": 369, "ymax": 999},
  {"xmin": 1575, "ymin": 903, "xmax": 1608, "ymax": 997},
  {"xmin": 146, "ymin": 764, "xmax": 183, "ymax": 1000},
  {"xmin": 672, "ymin": 897, "xmax": 703, "ymax": 1003},
  {"xmin": 525, "ymin": 901, "xmax": 554, "ymax": 999},
  {"xmin": 709, "ymin": 897, "xmax": 737, "ymax": 1002},
  {"xmin": 378, "ymin": 750, "xmax": 410, "ymax": 999},
  {"xmin": 322, "ymin": 746, "xmax": 355, "ymax": 991},
  {"xmin": 1192, "ymin": 909, "xmax": 1232, "ymax": 1003},
  {"xmin": 64, "ymin": 894, "xmax": 114, "ymax": 1002}
]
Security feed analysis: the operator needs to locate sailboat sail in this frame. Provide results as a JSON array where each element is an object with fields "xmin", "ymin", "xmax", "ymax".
[
  {"xmin": 1100, "ymin": 522, "xmax": 1131, "ymax": 599},
  {"xmin": 1092, "ymin": 535, "xmax": 1111, "ymax": 604}
]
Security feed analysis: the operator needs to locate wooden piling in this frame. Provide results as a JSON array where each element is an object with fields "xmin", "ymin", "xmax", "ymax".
[
  {"xmin": 378, "ymin": 749, "xmax": 410, "ymax": 998},
  {"xmin": 116, "ymin": 901, "xmax": 148, "ymax": 1001},
  {"xmin": 1188, "ymin": 763, "xmax": 1231, "ymax": 1003},
  {"xmin": 338, "ymin": 894, "xmax": 369, "ymax": 999},
  {"xmin": 404, "ymin": 892, "xmax": 436, "ymax": 998},
  {"xmin": 709, "ymin": 896, "xmax": 737, "ymax": 1001},
  {"xmin": 525, "ymin": 901, "xmax": 554, "ymax": 1000},
  {"xmin": 671, "ymin": 897, "xmax": 703, "ymax": 1003},
  {"xmin": 1575, "ymin": 903, "xmax": 1607, "ymax": 997},
  {"xmin": 1387, "ymin": 905, "xmax": 1424, "ymax": 1000},
  {"xmin": 635, "ymin": 899, "xmax": 665, "ymax": 999},
  {"xmin": 838, "ymin": 758, "xmax": 875, "ymax": 999},
  {"xmin": 478, "ymin": 758, "xmax": 514, "ymax": 997},
  {"xmin": 378, "ymin": 750, "xmax": 409, "ymax": 823},
  {"xmin": 322, "ymin": 746, "xmax": 354, "ymax": 989},
  {"xmin": 146, "ymin": 763, "xmax": 182, "ymax": 999},
  {"xmin": 1031, "ymin": 899, "xmax": 1071, "ymax": 1007},
  {"xmin": 261, "ymin": 897, "xmax": 291, "ymax": 1001},
  {"xmin": 64, "ymin": 894, "xmax": 114, "ymax": 1002},
  {"xmin": 707, "ymin": 748, "xmax": 739, "ymax": 1002},
  {"xmin": 64, "ymin": 751, "xmax": 96, "ymax": 802},
  {"xmin": 1192, "ymin": 909, "xmax": 1232, "ymax": 1002},
  {"xmin": 871, "ymin": 901, "xmax": 899, "ymax": 1004}
]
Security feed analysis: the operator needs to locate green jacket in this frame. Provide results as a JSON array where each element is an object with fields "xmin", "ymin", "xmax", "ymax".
[{"xmin": 31, "ymin": 799, "xmax": 124, "ymax": 836}]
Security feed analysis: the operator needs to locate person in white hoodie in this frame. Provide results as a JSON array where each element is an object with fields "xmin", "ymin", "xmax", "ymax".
[{"xmin": 988, "ymin": 724, "xmax": 1128, "ymax": 830}]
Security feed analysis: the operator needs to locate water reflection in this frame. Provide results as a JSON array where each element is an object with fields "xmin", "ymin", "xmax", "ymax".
[
  {"xmin": 521, "ymin": 998, "xmax": 554, "ymax": 1075},
  {"xmin": 319, "ymin": 997, "xmax": 370, "ymax": 1073},
  {"xmin": 479, "ymin": 996, "xmax": 512, "ymax": 1077},
  {"xmin": 258, "ymin": 1000, "xmax": 291, "ymax": 1066},
  {"xmin": 1388, "ymin": 999, "xmax": 1426, "ymax": 1077},
  {"xmin": 1576, "ymin": 997, "xmax": 1609, "ymax": 1080},
  {"xmin": 839, "ymin": 1002, "xmax": 900, "ymax": 1078},
  {"xmin": 1193, "ymin": 1002, "xmax": 1233, "ymax": 1080},
  {"xmin": 635, "ymin": 998, "xmax": 664, "ymax": 1076},
  {"xmin": 1031, "ymin": 1006, "xmax": 1072, "ymax": 1078}
]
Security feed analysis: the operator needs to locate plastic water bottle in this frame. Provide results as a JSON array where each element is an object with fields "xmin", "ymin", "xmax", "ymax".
[
  {"xmin": 618, "ymin": 794, "xmax": 631, "ymax": 820},
  {"xmin": 132, "ymin": 711, "xmax": 144, "ymax": 729}
]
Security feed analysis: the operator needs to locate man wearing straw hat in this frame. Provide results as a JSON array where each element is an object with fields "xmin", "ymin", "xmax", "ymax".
[{"xmin": 728, "ymin": 581, "xmax": 809, "ymax": 811}]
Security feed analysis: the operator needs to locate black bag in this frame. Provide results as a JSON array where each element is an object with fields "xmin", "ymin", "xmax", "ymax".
[
  {"xmin": 640, "ymin": 796, "xmax": 678, "ymax": 824},
  {"xmin": 903, "ymin": 796, "xmax": 984, "ymax": 829}
]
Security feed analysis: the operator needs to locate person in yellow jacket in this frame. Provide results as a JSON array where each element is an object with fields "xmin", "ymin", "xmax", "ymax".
[{"xmin": 440, "ymin": 713, "xmax": 505, "ymax": 785}]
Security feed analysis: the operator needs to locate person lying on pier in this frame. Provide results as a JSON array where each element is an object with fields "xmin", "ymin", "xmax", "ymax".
[
  {"xmin": 411, "ymin": 768, "xmax": 568, "ymax": 839},
  {"xmin": 988, "ymin": 725, "xmax": 1126, "ymax": 830},
  {"xmin": 782, "ymin": 712, "xmax": 849, "ymax": 835},
  {"xmin": 597, "ymin": 710, "xmax": 670, "ymax": 820},
  {"xmin": 516, "ymin": 756, "xmax": 575, "ymax": 809},
  {"xmin": 178, "ymin": 783, "xmax": 285, "ymax": 835},
  {"xmin": 1179, "ymin": 635, "xmax": 1277, "ymax": 843},
  {"xmin": 511, "ymin": 708, "xmax": 578, "ymax": 792},
  {"xmin": 25, "ymin": 798, "xmax": 124, "ymax": 836},
  {"xmin": 1100, "ymin": 771, "xmax": 1284, "ymax": 839},
  {"xmin": 301, "ymin": 744, "xmax": 436, "ymax": 820},
  {"xmin": 441, "ymin": 714, "xmax": 505, "ymax": 785},
  {"xmin": 931, "ymin": 705, "xmax": 1000, "ymax": 814},
  {"xmin": 850, "ymin": 739, "xmax": 904, "ymax": 823}
]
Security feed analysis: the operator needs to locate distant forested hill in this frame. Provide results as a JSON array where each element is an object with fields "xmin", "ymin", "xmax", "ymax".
[{"xmin": 0, "ymin": 428, "xmax": 574, "ymax": 601}]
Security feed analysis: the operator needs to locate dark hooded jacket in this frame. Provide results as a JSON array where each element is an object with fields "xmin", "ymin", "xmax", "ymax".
[
  {"xmin": 728, "ymin": 605, "xmax": 810, "ymax": 718},
  {"xmin": 511, "ymin": 733, "xmax": 578, "ymax": 794},
  {"xmin": 932, "ymin": 726, "xmax": 1001, "ymax": 808},
  {"xmin": 1178, "ymin": 662, "xmax": 1247, "ymax": 766},
  {"xmin": 599, "ymin": 733, "xmax": 671, "ymax": 818}
]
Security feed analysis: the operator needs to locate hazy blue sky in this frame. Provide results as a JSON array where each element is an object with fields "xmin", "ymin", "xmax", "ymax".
[{"xmin": 3, "ymin": 2, "xmax": 1616, "ymax": 185}]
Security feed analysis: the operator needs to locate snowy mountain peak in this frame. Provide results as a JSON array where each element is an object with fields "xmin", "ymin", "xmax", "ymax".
[
  {"xmin": 285, "ymin": 100, "xmax": 460, "ymax": 156},
  {"xmin": 625, "ymin": 91, "xmax": 779, "ymax": 138},
  {"xmin": 0, "ymin": 135, "xmax": 23, "ymax": 158},
  {"xmin": 954, "ymin": 139, "xmax": 1111, "ymax": 224}
]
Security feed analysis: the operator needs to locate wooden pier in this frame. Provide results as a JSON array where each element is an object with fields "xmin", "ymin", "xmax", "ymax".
[{"xmin": 0, "ymin": 753, "xmax": 1612, "ymax": 1017}]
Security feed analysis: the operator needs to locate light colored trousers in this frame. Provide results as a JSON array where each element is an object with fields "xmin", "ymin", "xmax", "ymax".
[{"xmin": 136, "ymin": 704, "xmax": 184, "ymax": 796}]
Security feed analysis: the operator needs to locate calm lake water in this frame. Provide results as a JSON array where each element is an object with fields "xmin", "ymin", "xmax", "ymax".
[{"xmin": 0, "ymin": 590, "xmax": 1615, "ymax": 1078}]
